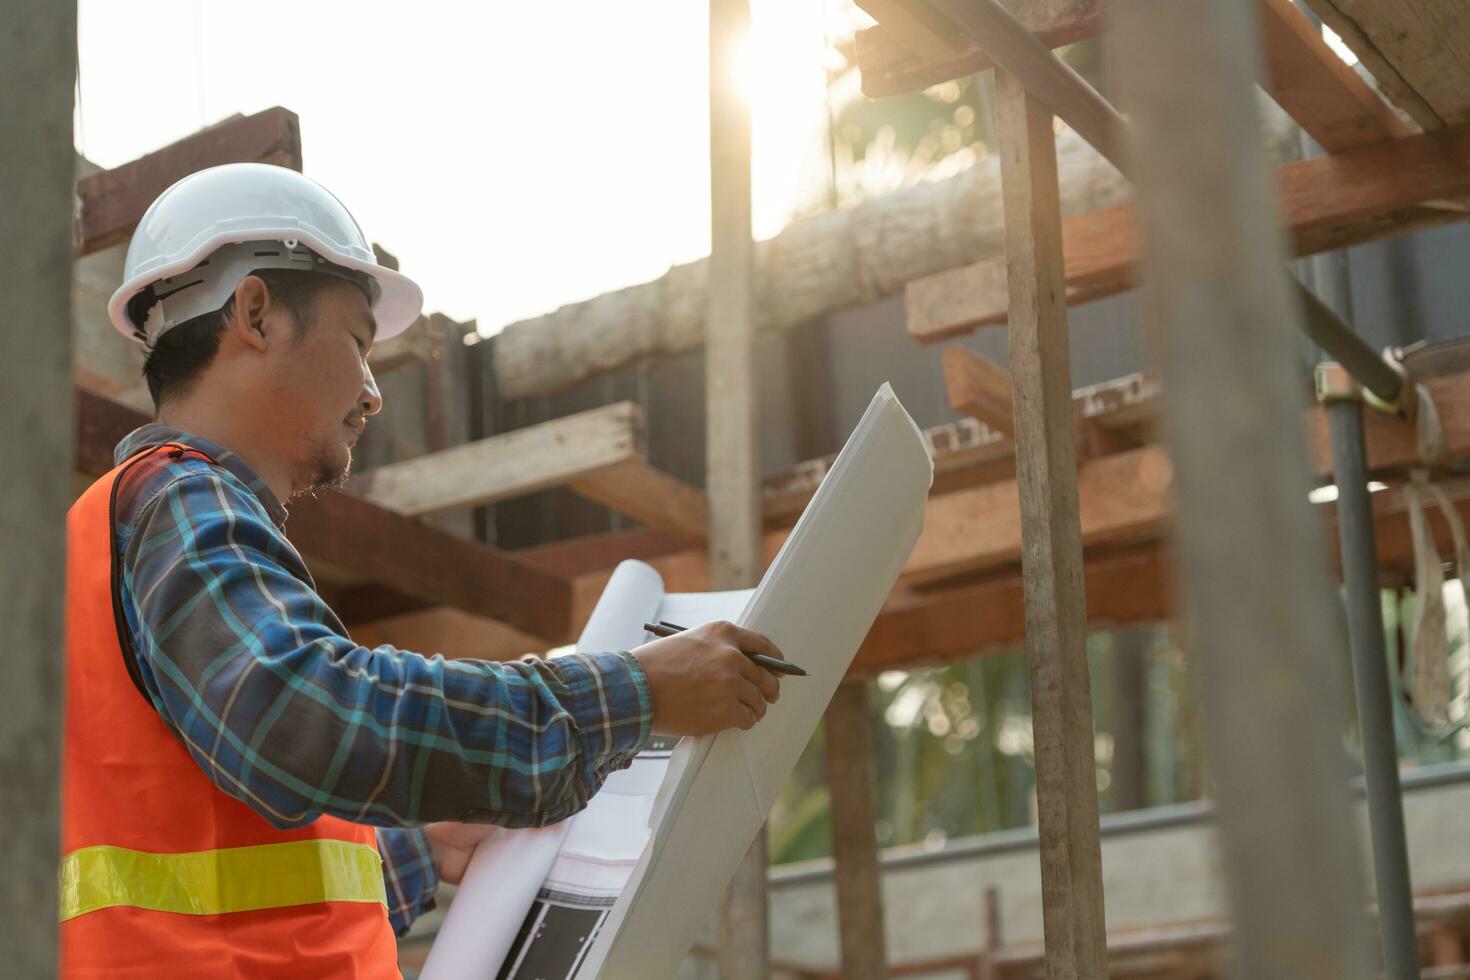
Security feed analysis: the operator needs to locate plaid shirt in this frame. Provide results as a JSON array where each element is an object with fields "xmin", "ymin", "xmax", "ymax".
[{"xmin": 108, "ymin": 424, "xmax": 652, "ymax": 934}]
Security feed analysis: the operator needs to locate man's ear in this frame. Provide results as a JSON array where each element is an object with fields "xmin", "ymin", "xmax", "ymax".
[{"xmin": 223, "ymin": 275, "xmax": 273, "ymax": 352}]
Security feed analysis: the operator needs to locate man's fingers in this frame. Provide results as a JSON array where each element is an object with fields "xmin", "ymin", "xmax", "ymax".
[
  {"xmin": 735, "ymin": 679, "xmax": 767, "ymax": 722},
  {"xmin": 734, "ymin": 654, "xmax": 765, "ymax": 688},
  {"xmin": 728, "ymin": 625, "xmax": 786, "ymax": 663},
  {"xmin": 731, "ymin": 647, "xmax": 782, "ymax": 702},
  {"xmin": 758, "ymin": 671, "xmax": 780, "ymax": 703}
]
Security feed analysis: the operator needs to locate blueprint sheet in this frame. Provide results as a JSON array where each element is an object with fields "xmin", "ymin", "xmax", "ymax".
[{"xmin": 575, "ymin": 383, "xmax": 933, "ymax": 979}]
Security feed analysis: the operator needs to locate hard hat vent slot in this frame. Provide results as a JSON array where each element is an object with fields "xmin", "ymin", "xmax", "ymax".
[{"xmin": 254, "ymin": 249, "xmax": 280, "ymax": 258}]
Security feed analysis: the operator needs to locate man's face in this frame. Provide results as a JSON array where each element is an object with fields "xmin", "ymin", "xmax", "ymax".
[{"xmin": 257, "ymin": 280, "xmax": 382, "ymax": 495}]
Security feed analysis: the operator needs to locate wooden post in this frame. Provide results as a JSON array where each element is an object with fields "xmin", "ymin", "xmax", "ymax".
[
  {"xmin": 994, "ymin": 67, "xmax": 1109, "ymax": 979},
  {"xmin": 708, "ymin": 0, "xmax": 768, "ymax": 975},
  {"xmin": 979, "ymin": 886, "xmax": 1004, "ymax": 980},
  {"xmin": 0, "ymin": 1, "xmax": 75, "ymax": 974},
  {"xmin": 823, "ymin": 682, "xmax": 888, "ymax": 979},
  {"xmin": 1109, "ymin": 627, "xmax": 1150, "ymax": 812},
  {"xmin": 1109, "ymin": 3, "xmax": 1373, "ymax": 979}
]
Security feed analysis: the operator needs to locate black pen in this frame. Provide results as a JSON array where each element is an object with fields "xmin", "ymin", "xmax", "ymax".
[{"xmin": 641, "ymin": 621, "xmax": 808, "ymax": 677}]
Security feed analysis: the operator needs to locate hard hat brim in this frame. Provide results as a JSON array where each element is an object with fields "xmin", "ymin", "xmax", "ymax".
[{"xmin": 108, "ymin": 226, "xmax": 425, "ymax": 344}]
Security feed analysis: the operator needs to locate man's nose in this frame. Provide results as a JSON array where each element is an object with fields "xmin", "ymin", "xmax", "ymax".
[{"xmin": 360, "ymin": 365, "xmax": 383, "ymax": 417}]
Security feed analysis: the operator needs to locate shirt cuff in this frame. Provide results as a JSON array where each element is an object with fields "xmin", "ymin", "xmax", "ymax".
[
  {"xmin": 546, "ymin": 651, "xmax": 653, "ymax": 772},
  {"xmin": 377, "ymin": 826, "xmax": 439, "ymax": 936}
]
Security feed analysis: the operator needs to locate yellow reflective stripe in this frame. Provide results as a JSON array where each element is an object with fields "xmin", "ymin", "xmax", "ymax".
[{"xmin": 59, "ymin": 839, "xmax": 386, "ymax": 922}]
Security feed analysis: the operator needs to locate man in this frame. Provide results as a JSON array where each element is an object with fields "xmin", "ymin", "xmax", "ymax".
[{"xmin": 61, "ymin": 163, "xmax": 784, "ymax": 977}]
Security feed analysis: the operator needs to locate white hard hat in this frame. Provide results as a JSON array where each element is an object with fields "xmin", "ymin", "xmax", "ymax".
[{"xmin": 108, "ymin": 162, "xmax": 423, "ymax": 345}]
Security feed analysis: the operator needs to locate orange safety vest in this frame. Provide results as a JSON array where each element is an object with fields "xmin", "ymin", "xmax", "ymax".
[{"xmin": 60, "ymin": 444, "xmax": 400, "ymax": 978}]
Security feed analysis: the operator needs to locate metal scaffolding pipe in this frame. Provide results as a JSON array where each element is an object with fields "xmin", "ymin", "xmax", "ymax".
[{"xmin": 1328, "ymin": 398, "xmax": 1421, "ymax": 980}]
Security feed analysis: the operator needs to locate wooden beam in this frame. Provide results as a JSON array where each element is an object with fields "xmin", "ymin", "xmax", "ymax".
[
  {"xmin": 74, "ymin": 107, "xmax": 302, "ymax": 256},
  {"xmin": 942, "ymin": 347, "xmax": 1133, "ymax": 458},
  {"xmin": 1256, "ymin": 0, "xmax": 1413, "ymax": 151},
  {"xmin": 709, "ymin": 0, "xmax": 769, "ymax": 971},
  {"xmin": 823, "ymin": 682, "xmax": 889, "ymax": 979},
  {"xmin": 75, "ymin": 388, "xmax": 572, "ymax": 643},
  {"xmin": 992, "ymin": 68, "xmax": 1108, "ymax": 975},
  {"xmin": 854, "ymin": 543, "xmax": 1171, "ymax": 675},
  {"xmin": 764, "ymin": 374, "xmax": 1158, "ymax": 527},
  {"xmin": 349, "ymin": 402, "xmax": 644, "ymax": 516},
  {"xmin": 908, "ymin": 122, "xmax": 1470, "ymax": 343},
  {"xmin": 942, "ymin": 347, "xmax": 1016, "ymax": 438},
  {"xmin": 568, "ymin": 460, "xmax": 708, "ymax": 543},
  {"xmin": 1112, "ymin": 0, "xmax": 1372, "ymax": 975},
  {"xmin": 905, "ymin": 444, "xmax": 1172, "ymax": 584},
  {"xmin": 1301, "ymin": 0, "xmax": 1470, "ymax": 131}
]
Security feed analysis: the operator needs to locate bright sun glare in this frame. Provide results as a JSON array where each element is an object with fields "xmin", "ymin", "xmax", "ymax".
[{"xmin": 76, "ymin": 1, "xmax": 849, "ymax": 335}]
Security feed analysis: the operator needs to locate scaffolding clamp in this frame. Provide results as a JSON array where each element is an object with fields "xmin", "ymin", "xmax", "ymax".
[{"xmin": 1314, "ymin": 353, "xmax": 1411, "ymax": 416}]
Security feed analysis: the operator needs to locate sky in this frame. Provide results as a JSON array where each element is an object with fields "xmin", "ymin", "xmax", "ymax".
[{"xmin": 76, "ymin": 1, "xmax": 857, "ymax": 334}]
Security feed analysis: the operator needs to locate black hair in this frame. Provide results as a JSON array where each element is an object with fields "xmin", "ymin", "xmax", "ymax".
[{"xmin": 139, "ymin": 268, "xmax": 345, "ymax": 411}]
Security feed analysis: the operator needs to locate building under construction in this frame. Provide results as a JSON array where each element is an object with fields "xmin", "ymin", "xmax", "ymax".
[{"xmin": 8, "ymin": 0, "xmax": 1470, "ymax": 977}]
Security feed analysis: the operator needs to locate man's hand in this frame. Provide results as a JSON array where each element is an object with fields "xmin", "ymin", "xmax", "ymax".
[
  {"xmin": 631, "ymin": 621, "xmax": 784, "ymax": 736},
  {"xmin": 424, "ymin": 822, "xmax": 498, "ymax": 886}
]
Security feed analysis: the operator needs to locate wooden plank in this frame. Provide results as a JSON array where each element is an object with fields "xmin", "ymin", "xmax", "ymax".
[
  {"xmin": 823, "ymin": 682, "xmax": 889, "ymax": 979},
  {"xmin": 909, "ymin": 122, "xmax": 1470, "ymax": 343},
  {"xmin": 1302, "ymin": 0, "xmax": 1470, "ymax": 130},
  {"xmin": 992, "ymin": 68, "xmax": 1108, "ymax": 976},
  {"xmin": 904, "ymin": 445, "xmax": 1173, "ymax": 584},
  {"xmin": 853, "ymin": 543, "xmax": 1171, "ymax": 675},
  {"xmin": 348, "ymin": 401, "xmax": 644, "ymax": 517},
  {"xmin": 74, "ymin": 388, "xmax": 573, "ymax": 643},
  {"xmin": 1111, "ymin": 1, "xmax": 1372, "ymax": 975},
  {"xmin": 74, "ymin": 107, "xmax": 302, "ymax": 256},
  {"xmin": 942, "ymin": 347, "xmax": 1016, "ymax": 438},
  {"xmin": 764, "ymin": 374, "xmax": 1158, "ymax": 527},
  {"xmin": 708, "ymin": 0, "xmax": 768, "ymax": 972},
  {"xmin": 1256, "ymin": 0, "xmax": 1413, "ymax": 150},
  {"xmin": 1, "ymin": 0, "xmax": 74, "ymax": 968},
  {"xmin": 943, "ymin": 348, "xmax": 1134, "ymax": 458},
  {"xmin": 285, "ymin": 491, "xmax": 570, "ymax": 644},
  {"xmin": 568, "ymin": 459, "xmax": 709, "ymax": 542}
]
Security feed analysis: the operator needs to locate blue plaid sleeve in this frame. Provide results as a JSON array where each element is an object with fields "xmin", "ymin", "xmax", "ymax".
[
  {"xmin": 117, "ymin": 466, "xmax": 653, "ymax": 835},
  {"xmin": 378, "ymin": 827, "xmax": 438, "ymax": 935}
]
